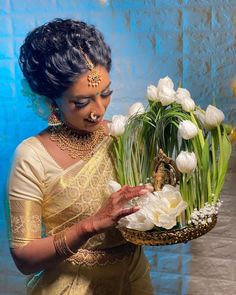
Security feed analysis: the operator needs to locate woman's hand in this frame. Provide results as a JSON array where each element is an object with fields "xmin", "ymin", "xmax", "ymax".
[{"xmin": 87, "ymin": 184, "xmax": 153, "ymax": 234}]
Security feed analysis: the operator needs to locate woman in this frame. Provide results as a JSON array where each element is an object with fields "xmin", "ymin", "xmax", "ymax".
[{"xmin": 7, "ymin": 19, "xmax": 154, "ymax": 294}]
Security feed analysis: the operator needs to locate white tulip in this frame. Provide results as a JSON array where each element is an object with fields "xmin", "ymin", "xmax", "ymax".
[
  {"xmin": 157, "ymin": 76, "xmax": 174, "ymax": 89},
  {"xmin": 107, "ymin": 115, "xmax": 127, "ymax": 137},
  {"xmin": 175, "ymin": 88, "xmax": 191, "ymax": 103},
  {"xmin": 178, "ymin": 120, "xmax": 198, "ymax": 140},
  {"xmin": 205, "ymin": 105, "xmax": 225, "ymax": 128},
  {"xmin": 128, "ymin": 102, "xmax": 145, "ymax": 117},
  {"xmin": 147, "ymin": 85, "xmax": 159, "ymax": 101},
  {"xmin": 156, "ymin": 76, "xmax": 176, "ymax": 106},
  {"xmin": 176, "ymin": 151, "xmax": 197, "ymax": 173},
  {"xmin": 158, "ymin": 86, "xmax": 176, "ymax": 106},
  {"xmin": 108, "ymin": 180, "xmax": 121, "ymax": 193},
  {"xmin": 181, "ymin": 98, "xmax": 195, "ymax": 112},
  {"xmin": 142, "ymin": 185, "xmax": 187, "ymax": 230},
  {"xmin": 194, "ymin": 109, "xmax": 206, "ymax": 126},
  {"xmin": 175, "ymin": 88, "xmax": 195, "ymax": 112}
]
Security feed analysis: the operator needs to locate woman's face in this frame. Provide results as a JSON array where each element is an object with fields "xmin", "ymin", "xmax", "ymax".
[{"xmin": 56, "ymin": 65, "xmax": 112, "ymax": 133}]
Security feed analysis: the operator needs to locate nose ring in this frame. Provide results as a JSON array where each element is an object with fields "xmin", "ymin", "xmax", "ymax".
[{"xmin": 89, "ymin": 112, "xmax": 100, "ymax": 122}]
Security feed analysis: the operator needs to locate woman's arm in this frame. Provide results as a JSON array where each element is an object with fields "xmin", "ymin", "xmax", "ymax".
[
  {"xmin": 10, "ymin": 218, "xmax": 92, "ymax": 275},
  {"xmin": 10, "ymin": 184, "xmax": 152, "ymax": 275}
]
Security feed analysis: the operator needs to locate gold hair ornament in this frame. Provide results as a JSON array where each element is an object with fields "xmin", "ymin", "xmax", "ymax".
[{"xmin": 79, "ymin": 47, "xmax": 102, "ymax": 87}]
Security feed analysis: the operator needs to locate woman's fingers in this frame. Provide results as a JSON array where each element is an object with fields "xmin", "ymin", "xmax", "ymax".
[
  {"xmin": 91, "ymin": 184, "xmax": 154, "ymax": 232},
  {"xmin": 117, "ymin": 206, "xmax": 140, "ymax": 219},
  {"xmin": 117, "ymin": 184, "xmax": 153, "ymax": 203}
]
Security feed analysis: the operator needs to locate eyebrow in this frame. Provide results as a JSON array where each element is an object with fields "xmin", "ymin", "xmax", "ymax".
[{"xmin": 72, "ymin": 81, "xmax": 112, "ymax": 100}]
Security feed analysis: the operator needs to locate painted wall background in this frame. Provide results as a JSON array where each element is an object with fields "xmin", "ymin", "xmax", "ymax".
[{"xmin": 1, "ymin": 0, "xmax": 236, "ymax": 294}]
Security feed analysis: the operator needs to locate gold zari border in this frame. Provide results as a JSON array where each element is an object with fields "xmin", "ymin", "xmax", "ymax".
[{"xmin": 67, "ymin": 243, "xmax": 136, "ymax": 266}]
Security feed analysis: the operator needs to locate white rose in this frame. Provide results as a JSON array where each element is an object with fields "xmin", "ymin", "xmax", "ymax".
[
  {"xmin": 107, "ymin": 115, "xmax": 127, "ymax": 137},
  {"xmin": 128, "ymin": 102, "xmax": 145, "ymax": 117},
  {"xmin": 205, "ymin": 105, "xmax": 225, "ymax": 129},
  {"xmin": 108, "ymin": 180, "xmax": 121, "ymax": 193},
  {"xmin": 118, "ymin": 209, "xmax": 154, "ymax": 231},
  {"xmin": 156, "ymin": 76, "xmax": 176, "ymax": 106},
  {"xmin": 176, "ymin": 151, "xmax": 197, "ymax": 174},
  {"xmin": 178, "ymin": 120, "xmax": 198, "ymax": 140},
  {"xmin": 142, "ymin": 185, "xmax": 187, "ymax": 230},
  {"xmin": 147, "ymin": 85, "xmax": 159, "ymax": 101}
]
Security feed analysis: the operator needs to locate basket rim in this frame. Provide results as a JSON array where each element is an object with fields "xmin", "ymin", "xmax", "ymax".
[{"xmin": 118, "ymin": 214, "xmax": 217, "ymax": 246}]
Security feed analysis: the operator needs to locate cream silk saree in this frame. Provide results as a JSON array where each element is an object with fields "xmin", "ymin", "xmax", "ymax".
[{"xmin": 8, "ymin": 136, "xmax": 153, "ymax": 295}]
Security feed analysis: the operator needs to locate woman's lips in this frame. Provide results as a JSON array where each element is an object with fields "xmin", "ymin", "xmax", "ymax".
[{"xmin": 84, "ymin": 119, "xmax": 101, "ymax": 125}]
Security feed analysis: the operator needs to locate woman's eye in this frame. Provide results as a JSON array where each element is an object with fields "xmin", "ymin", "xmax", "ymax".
[
  {"xmin": 74, "ymin": 99, "xmax": 90, "ymax": 108},
  {"xmin": 101, "ymin": 90, "xmax": 113, "ymax": 98}
]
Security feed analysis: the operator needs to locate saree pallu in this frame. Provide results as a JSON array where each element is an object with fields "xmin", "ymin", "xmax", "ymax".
[{"xmin": 10, "ymin": 136, "xmax": 153, "ymax": 295}]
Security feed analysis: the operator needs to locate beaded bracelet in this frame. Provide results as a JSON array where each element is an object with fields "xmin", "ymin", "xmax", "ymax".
[{"xmin": 53, "ymin": 230, "xmax": 77, "ymax": 258}]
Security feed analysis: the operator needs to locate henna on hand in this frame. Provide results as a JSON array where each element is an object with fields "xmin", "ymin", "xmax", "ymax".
[{"xmin": 89, "ymin": 184, "xmax": 153, "ymax": 234}]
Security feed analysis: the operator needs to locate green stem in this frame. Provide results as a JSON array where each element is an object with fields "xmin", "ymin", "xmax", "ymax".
[
  {"xmin": 190, "ymin": 112, "xmax": 205, "ymax": 148},
  {"xmin": 211, "ymin": 134, "xmax": 216, "ymax": 193},
  {"xmin": 214, "ymin": 125, "xmax": 224, "ymax": 204},
  {"xmin": 207, "ymin": 168, "xmax": 212, "ymax": 204}
]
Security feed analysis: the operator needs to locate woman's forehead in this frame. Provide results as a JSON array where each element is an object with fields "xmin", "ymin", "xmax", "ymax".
[{"xmin": 64, "ymin": 65, "xmax": 110, "ymax": 98}]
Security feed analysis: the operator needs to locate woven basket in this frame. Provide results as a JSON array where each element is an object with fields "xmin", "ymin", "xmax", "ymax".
[{"xmin": 118, "ymin": 215, "xmax": 217, "ymax": 246}]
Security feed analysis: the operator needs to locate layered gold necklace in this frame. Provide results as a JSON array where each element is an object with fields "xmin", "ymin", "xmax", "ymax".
[{"xmin": 49, "ymin": 124, "xmax": 106, "ymax": 160}]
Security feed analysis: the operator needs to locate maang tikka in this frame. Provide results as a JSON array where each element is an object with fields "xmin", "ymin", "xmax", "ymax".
[{"xmin": 79, "ymin": 47, "xmax": 102, "ymax": 87}]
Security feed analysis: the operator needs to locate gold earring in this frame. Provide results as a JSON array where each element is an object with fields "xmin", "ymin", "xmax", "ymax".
[{"xmin": 48, "ymin": 105, "xmax": 62, "ymax": 126}]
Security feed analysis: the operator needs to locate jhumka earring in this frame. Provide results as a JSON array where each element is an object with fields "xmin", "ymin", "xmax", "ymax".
[
  {"xmin": 48, "ymin": 105, "xmax": 62, "ymax": 126},
  {"xmin": 79, "ymin": 47, "xmax": 102, "ymax": 87}
]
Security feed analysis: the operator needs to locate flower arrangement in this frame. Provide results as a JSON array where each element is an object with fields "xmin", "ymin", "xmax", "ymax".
[{"xmin": 108, "ymin": 76, "xmax": 232, "ymax": 245}]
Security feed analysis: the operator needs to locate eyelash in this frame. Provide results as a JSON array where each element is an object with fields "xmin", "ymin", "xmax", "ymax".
[
  {"xmin": 101, "ymin": 90, "xmax": 113, "ymax": 98},
  {"xmin": 74, "ymin": 90, "xmax": 113, "ymax": 109}
]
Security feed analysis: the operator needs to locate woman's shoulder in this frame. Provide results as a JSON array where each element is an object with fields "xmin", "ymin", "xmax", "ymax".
[
  {"xmin": 13, "ymin": 134, "xmax": 47, "ymax": 166},
  {"xmin": 15, "ymin": 128, "xmax": 49, "ymax": 153},
  {"xmin": 15, "ymin": 136, "xmax": 42, "ymax": 153}
]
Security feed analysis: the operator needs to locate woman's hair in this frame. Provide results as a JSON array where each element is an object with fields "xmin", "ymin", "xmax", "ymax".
[{"xmin": 19, "ymin": 18, "xmax": 112, "ymax": 100}]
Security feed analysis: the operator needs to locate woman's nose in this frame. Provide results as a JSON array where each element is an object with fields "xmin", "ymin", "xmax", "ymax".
[{"xmin": 93, "ymin": 97, "xmax": 106, "ymax": 115}]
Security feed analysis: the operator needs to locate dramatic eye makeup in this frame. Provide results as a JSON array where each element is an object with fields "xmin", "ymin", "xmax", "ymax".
[
  {"xmin": 74, "ymin": 98, "xmax": 90, "ymax": 108},
  {"xmin": 73, "ymin": 82, "xmax": 113, "ymax": 108},
  {"xmin": 101, "ymin": 89, "xmax": 113, "ymax": 98}
]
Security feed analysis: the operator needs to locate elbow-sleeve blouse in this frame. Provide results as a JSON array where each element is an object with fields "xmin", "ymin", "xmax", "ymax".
[{"xmin": 7, "ymin": 137, "xmax": 61, "ymax": 248}]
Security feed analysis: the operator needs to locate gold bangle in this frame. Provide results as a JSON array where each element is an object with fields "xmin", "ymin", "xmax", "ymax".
[{"xmin": 53, "ymin": 230, "xmax": 77, "ymax": 258}]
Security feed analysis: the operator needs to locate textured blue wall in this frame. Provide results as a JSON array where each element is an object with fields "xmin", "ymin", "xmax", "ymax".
[{"xmin": 1, "ymin": 1, "xmax": 236, "ymax": 294}]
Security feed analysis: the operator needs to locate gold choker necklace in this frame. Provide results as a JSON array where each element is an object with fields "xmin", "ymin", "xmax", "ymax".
[{"xmin": 49, "ymin": 124, "xmax": 106, "ymax": 160}]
